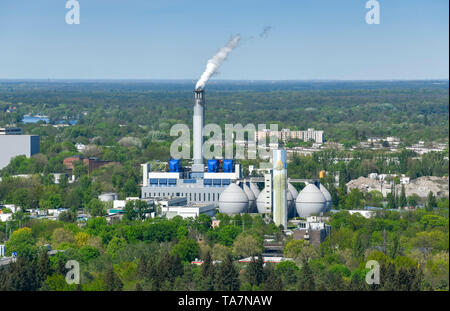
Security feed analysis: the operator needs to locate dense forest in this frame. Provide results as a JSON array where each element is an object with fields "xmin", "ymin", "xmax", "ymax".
[{"xmin": 0, "ymin": 80, "xmax": 448, "ymax": 146}]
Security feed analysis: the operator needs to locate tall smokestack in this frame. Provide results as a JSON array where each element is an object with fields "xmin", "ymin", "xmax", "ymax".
[
  {"xmin": 191, "ymin": 35, "xmax": 240, "ymax": 173},
  {"xmin": 192, "ymin": 89, "xmax": 205, "ymax": 172}
]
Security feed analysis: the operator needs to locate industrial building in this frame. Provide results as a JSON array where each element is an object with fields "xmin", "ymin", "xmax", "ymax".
[
  {"xmin": 0, "ymin": 129, "xmax": 40, "ymax": 169},
  {"xmin": 161, "ymin": 203, "xmax": 215, "ymax": 219},
  {"xmin": 141, "ymin": 159, "xmax": 242, "ymax": 205},
  {"xmin": 293, "ymin": 216, "xmax": 331, "ymax": 247},
  {"xmin": 141, "ymin": 89, "xmax": 243, "ymax": 208}
]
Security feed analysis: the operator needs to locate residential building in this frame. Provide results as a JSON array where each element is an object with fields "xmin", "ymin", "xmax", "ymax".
[
  {"xmin": 63, "ymin": 155, "xmax": 113, "ymax": 175},
  {"xmin": 0, "ymin": 127, "xmax": 22, "ymax": 135},
  {"xmin": 255, "ymin": 128, "xmax": 324, "ymax": 144}
]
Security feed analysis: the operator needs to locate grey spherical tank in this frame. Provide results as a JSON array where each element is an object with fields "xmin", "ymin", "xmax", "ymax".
[
  {"xmin": 256, "ymin": 190, "xmax": 267, "ymax": 214},
  {"xmin": 288, "ymin": 182, "xmax": 299, "ymax": 217},
  {"xmin": 243, "ymin": 184, "xmax": 256, "ymax": 213},
  {"xmin": 319, "ymin": 183, "xmax": 332, "ymax": 212},
  {"xmin": 288, "ymin": 183, "xmax": 299, "ymax": 199},
  {"xmin": 249, "ymin": 182, "xmax": 260, "ymax": 199},
  {"xmin": 219, "ymin": 183, "xmax": 249, "ymax": 215},
  {"xmin": 295, "ymin": 183, "xmax": 327, "ymax": 218},
  {"xmin": 287, "ymin": 190, "xmax": 295, "ymax": 218}
]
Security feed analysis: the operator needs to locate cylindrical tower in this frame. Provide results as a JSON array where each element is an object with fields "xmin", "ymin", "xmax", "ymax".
[
  {"xmin": 273, "ymin": 149, "xmax": 288, "ymax": 229},
  {"xmin": 192, "ymin": 89, "xmax": 205, "ymax": 172}
]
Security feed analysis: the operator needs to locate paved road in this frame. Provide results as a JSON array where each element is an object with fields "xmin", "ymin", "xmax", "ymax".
[
  {"xmin": 248, "ymin": 177, "xmax": 319, "ymax": 183},
  {"xmin": 0, "ymin": 256, "xmax": 17, "ymax": 267}
]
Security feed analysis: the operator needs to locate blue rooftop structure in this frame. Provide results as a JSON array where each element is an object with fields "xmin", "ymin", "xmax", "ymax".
[
  {"xmin": 56, "ymin": 120, "xmax": 78, "ymax": 125},
  {"xmin": 22, "ymin": 115, "xmax": 49, "ymax": 124}
]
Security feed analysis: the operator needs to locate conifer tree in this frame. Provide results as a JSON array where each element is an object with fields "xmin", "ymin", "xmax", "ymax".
[
  {"xmin": 348, "ymin": 273, "xmax": 367, "ymax": 291},
  {"xmin": 323, "ymin": 270, "xmax": 345, "ymax": 291},
  {"xmin": 381, "ymin": 263, "xmax": 396, "ymax": 291},
  {"xmin": 399, "ymin": 184, "xmax": 407, "ymax": 208},
  {"xmin": 410, "ymin": 267, "xmax": 423, "ymax": 291},
  {"xmin": 200, "ymin": 250, "xmax": 215, "ymax": 291},
  {"xmin": 426, "ymin": 191, "xmax": 437, "ymax": 211},
  {"xmin": 395, "ymin": 268, "xmax": 409, "ymax": 291},
  {"xmin": 56, "ymin": 256, "xmax": 66, "ymax": 275},
  {"xmin": 388, "ymin": 234, "xmax": 400, "ymax": 259},
  {"xmin": 135, "ymin": 282, "xmax": 143, "ymax": 291},
  {"xmin": 246, "ymin": 255, "xmax": 265, "ymax": 287},
  {"xmin": 154, "ymin": 254, "xmax": 170, "ymax": 290},
  {"xmin": 297, "ymin": 260, "xmax": 315, "ymax": 291},
  {"xmin": 167, "ymin": 254, "xmax": 184, "ymax": 282},
  {"xmin": 262, "ymin": 263, "xmax": 283, "ymax": 291},
  {"xmin": 8, "ymin": 257, "xmax": 38, "ymax": 291},
  {"xmin": 201, "ymin": 251, "xmax": 214, "ymax": 278},
  {"xmin": 352, "ymin": 232, "xmax": 367, "ymax": 261},
  {"xmin": 0, "ymin": 266, "xmax": 9, "ymax": 291},
  {"xmin": 104, "ymin": 266, "xmax": 123, "ymax": 291},
  {"xmin": 36, "ymin": 250, "xmax": 52, "ymax": 286},
  {"xmin": 214, "ymin": 254, "xmax": 240, "ymax": 291},
  {"xmin": 145, "ymin": 256, "xmax": 157, "ymax": 282},
  {"xmin": 137, "ymin": 255, "xmax": 148, "ymax": 277}
]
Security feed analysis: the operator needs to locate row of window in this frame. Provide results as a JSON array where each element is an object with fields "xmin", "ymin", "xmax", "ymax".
[
  {"xmin": 142, "ymin": 191, "xmax": 220, "ymax": 203},
  {"xmin": 203, "ymin": 179, "xmax": 230, "ymax": 187},
  {"xmin": 149, "ymin": 178, "xmax": 178, "ymax": 187},
  {"xmin": 147, "ymin": 178, "xmax": 231, "ymax": 187}
]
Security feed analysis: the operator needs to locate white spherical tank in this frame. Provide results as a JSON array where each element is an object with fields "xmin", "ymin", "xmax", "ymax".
[
  {"xmin": 249, "ymin": 182, "xmax": 260, "ymax": 199},
  {"xmin": 243, "ymin": 184, "xmax": 256, "ymax": 213},
  {"xmin": 295, "ymin": 184, "xmax": 327, "ymax": 218},
  {"xmin": 219, "ymin": 183, "xmax": 249, "ymax": 215},
  {"xmin": 256, "ymin": 190, "xmax": 267, "ymax": 214},
  {"xmin": 319, "ymin": 183, "xmax": 332, "ymax": 212}
]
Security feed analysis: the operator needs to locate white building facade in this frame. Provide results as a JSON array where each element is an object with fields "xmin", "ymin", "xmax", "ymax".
[{"xmin": 255, "ymin": 128, "xmax": 324, "ymax": 144}]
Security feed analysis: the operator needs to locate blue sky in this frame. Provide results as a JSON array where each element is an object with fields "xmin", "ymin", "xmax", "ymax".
[{"xmin": 0, "ymin": 0, "xmax": 448, "ymax": 80}]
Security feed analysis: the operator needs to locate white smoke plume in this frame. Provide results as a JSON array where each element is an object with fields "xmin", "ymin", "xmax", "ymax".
[{"xmin": 195, "ymin": 34, "xmax": 241, "ymax": 90}]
